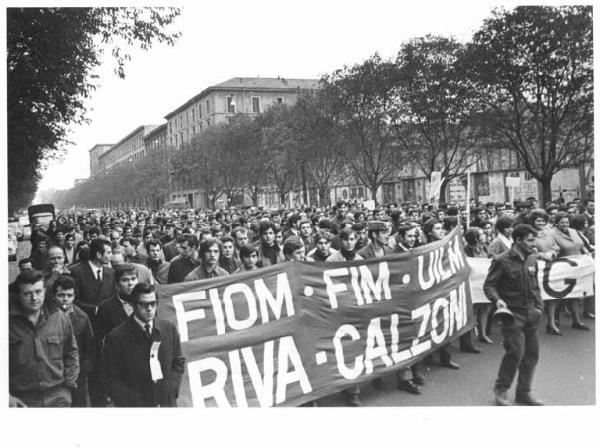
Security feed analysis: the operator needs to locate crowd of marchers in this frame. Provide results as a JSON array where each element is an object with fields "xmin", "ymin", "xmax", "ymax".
[{"xmin": 9, "ymin": 195, "xmax": 595, "ymax": 407}]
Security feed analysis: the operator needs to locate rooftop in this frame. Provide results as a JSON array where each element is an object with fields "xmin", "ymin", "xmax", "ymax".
[
  {"xmin": 99, "ymin": 125, "xmax": 161, "ymax": 159},
  {"xmin": 144, "ymin": 122, "xmax": 168, "ymax": 140},
  {"xmin": 165, "ymin": 76, "xmax": 320, "ymax": 118},
  {"xmin": 88, "ymin": 143, "xmax": 113, "ymax": 153}
]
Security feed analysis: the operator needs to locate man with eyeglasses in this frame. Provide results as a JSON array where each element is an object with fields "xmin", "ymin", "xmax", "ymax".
[{"xmin": 101, "ymin": 282, "xmax": 185, "ymax": 407}]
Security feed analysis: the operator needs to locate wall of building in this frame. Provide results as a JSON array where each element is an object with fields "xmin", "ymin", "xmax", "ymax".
[
  {"xmin": 165, "ymin": 89, "xmax": 302, "ymax": 149},
  {"xmin": 89, "ymin": 144, "xmax": 112, "ymax": 177}
]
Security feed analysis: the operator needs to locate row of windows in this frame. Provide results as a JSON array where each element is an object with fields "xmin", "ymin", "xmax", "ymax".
[
  {"xmin": 168, "ymin": 95, "xmax": 285, "ymax": 137},
  {"xmin": 226, "ymin": 95, "xmax": 284, "ymax": 114},
  {"xmin": 169, "ymin": 99, "xmax": 212, "ymax": 135}
]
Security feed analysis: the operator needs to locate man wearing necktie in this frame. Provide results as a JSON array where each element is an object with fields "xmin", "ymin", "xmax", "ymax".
[
  {"xmin": 69, "ymin": 238, "xmax": 114, "ymax": 406},
  {"xmin": 101, "ymin": 282, "xmax": 185, "ymax": 407}
]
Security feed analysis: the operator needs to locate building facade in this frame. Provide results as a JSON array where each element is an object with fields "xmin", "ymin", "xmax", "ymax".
[
  {"xmin": 89, "ymin": 144, "xmax": 113, "ymax": 178},
  {"xmin": 164, "ymin": 77, "xmax": 319, "ymax": 207},
  {"xmin": 99, "ymin": 125, "xmax": 160, "ymax": 171},
  {"xmin": 164, "ymin": 77, "xmax": 319, "ymax": 150},
  {"xmin": 144, "ymin": 123, "xmax": 168, "ymax": 154}
]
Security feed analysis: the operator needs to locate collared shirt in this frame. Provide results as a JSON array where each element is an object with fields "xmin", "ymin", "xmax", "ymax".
[
  {"xmin": 88, "ymin": 261, "xmax": 103, "ymax": 280},
  {"xmin": 117, "ymin": 294, "xmax": 134, "ymax": 317},
  {"xmin": 133, "ymin": 315, "xmax": 153, "ymax": 333}
]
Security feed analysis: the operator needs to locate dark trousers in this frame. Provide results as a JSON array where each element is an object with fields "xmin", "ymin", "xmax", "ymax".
[
  {"xmin": 424, "ymin": 344, "xmax": 452, "ymax": 365},
  {"xmin": 343, "ymin": 385, "xmax": 360, "ymax": 396},
  {"xmin": 459, "ymin": 330, "xmax": 474, "ymax": 350},
  {"xmin": 439, "ymin": 344, "xmax": 452, "ymax": 364},
  {"xmin": 495, "ymin": 307, "xmax": 541, "ymax": 396},
  {"xmin": 71, "ymin": 375, "xmax": 89, "ymax": 407},
  {"xmin": 88, "ymin": 374, "xmax": 107, "ymax": 407}
]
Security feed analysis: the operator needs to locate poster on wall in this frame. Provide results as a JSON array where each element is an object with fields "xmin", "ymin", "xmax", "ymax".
[
  {"xmin": 448, "ymin": 178, "xmax": 466, "ymax": 204},
  {"xmin": 551, "ymin": 167, "xmax": 581, "ymax": 203},
  {"xmin": 473, "ymin": 173, "xmax": 490, "ymax": 201},
  {"xmin": 488, "ymin": 172, "xmax": 506, "ymax": 203},
  {"xmin": 521, "ymin": 172, "xmax": 539, "ymax": 199}
]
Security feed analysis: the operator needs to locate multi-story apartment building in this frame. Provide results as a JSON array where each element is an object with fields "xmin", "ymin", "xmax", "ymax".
[
  {"xmin": 99, "ymin": 125, "xmax": 160, "ymax": 171},
  {"xmin": 164, "ymin": 77, "xmax": 319, "ymax": 207},
  {"xmin": 144, "ymin": 123, "xmax": 168, "ymax": 154},
  {"xmin": 164, "ymin": 77, "xmax": 319, "ymax": 149},
  {"xmin": 88, "ymin": 144, "xmax": 113, "ymax": 177}
]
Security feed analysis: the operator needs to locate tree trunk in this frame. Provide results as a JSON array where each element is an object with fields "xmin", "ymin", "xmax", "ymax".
[
  {"xmin": 540, "ymin": 176, "xmax": 553, "ymax": 205},
  {"xmin": 370, "ymin": 184, "xmax": 378, "ymax": 202},
  {"xmin": 279, "ymin": 190, "xmax": 288, "ymax": 208},
  {"xmin": 301, "ymin": 163, "xmax": 308, "ymax": 204},
  {"xmin": 318, "ymin": 186, "xmax": 329, "ymax": 207},
  {"xmin": 438, "ymin": 177, "xmax": 450, "ymax": 205}
]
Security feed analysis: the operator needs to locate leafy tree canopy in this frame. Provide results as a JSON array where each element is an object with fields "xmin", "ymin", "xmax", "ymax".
[{"xmin": 7, "ymin": 7, "xmax": 181, "ymax": 213}]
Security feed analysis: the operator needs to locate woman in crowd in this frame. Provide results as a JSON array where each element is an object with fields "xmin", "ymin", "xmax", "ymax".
[
  {"xmin": 527, "ymin": 209, "xmax": 561, "ymax": 335},
  {"xmin": 487, "ymin": 216, "xmax": 515, "ymax": 259},
  {"xmin": 464, "ymin": 227, "xmax": 493, "ymax": 344},
  {"xmin": 552, "ymin": 211, "xmax": 590, "ymax": 330},
  {"xmin": 570, "ymin": 214, "xmax": 594, "ymax": 254}
]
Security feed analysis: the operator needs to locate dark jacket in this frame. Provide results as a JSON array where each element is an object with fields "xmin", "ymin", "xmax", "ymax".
[
  {"xmin": 483, "ymin": 245, "xmax": 543, "ymax": 310},
  {"xmin": 9, "ymin": 300, "xmax": 80, "ymax": 399},
  {"xmin": 255, "ymin": 242, "xmax": 285, "ymax": 267},
  {"xmin": 69, "ymin": 262, "xmax": 115, "ymax": 318},
  {"xmin": 146, "ymin": 259, "xmax": 171, "ymax": 284},
  {"xmin": 93, "ymin": 295, "xmax": 131, "ymax": 348},
  {"xmin": 101, "ymin": 316, "xmax": 185, "ymax": 407},
  {"xmin": 67, "ymin": 304, "xmax": 96, "ymax": 377},
  {"xmin": 219, "ymin": 256, "xmax": 242, "ymax": 274},
  {"xmin": 162, "ymin": 239, "xmax": 179, "ymax": 262},
  {"xmin": 167, "ymin": 256, "xmax": 199, "ymax": 284}
]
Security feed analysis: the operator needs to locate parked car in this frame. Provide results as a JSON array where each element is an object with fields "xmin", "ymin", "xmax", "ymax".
[
  {"xmin": 8, "ymin": 221, "xmax": 22, "ymax": 240},
  {"xmin": 8, "ymin": 230, "xmax": 18, "ymax": 261}
]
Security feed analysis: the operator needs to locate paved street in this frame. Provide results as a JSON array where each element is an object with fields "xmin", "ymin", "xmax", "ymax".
[
  {"xmin": 318, "ymin": 317, "xmax": 595, "ymax": 406},
  {"xmin": 9, "ymin": 240, "xmax": 595, "ymax": 407}
]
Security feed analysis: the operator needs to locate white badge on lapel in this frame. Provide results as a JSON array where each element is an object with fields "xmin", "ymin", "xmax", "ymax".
[{"xmin": 149, "ymin": 341, "xmax": 163, "ymax": 382}]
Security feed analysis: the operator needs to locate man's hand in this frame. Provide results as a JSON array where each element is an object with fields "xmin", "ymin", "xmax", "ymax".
[
  {"xmin": 495, "ymin": 299, "xmax": 507, "ymax": 310},
  {"xmin": 9, "ymin": 395, "xmax": 27, "ymax": 407}
]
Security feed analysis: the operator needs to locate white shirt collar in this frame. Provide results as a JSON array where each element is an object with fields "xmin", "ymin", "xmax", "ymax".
[
  {"xmin": 88, "ymin": 261, "xmax": 102, "ymax": 279},
  {"xmin": 133, "ymin": 314, "xmax": 153, "ymax": 331}
]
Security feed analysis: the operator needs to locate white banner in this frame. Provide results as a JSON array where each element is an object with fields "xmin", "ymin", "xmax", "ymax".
[{"xmin": 468, "ymin": 255, "xmax": 595, "ymax": 304}]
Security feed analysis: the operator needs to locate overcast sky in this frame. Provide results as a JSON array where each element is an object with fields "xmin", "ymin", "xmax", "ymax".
[{"xmin": 37, "ymin": 0, "xmax": 506, "ymax": 193}]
